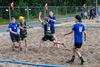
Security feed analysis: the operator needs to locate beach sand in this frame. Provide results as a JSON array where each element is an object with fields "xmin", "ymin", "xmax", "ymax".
[{"xmin": 0, "ymin": 27, "xmax": 100, "ymax": 67}]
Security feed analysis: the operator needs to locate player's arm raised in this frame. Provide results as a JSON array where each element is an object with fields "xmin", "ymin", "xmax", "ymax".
[{"xmin": 39, "ymin": 12, "xmax": 43, "ymax": 23}]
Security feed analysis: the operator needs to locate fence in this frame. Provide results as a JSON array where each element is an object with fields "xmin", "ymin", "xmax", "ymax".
[{"xmin": 0, "ymin": 6, "xmax": 99, "ymax": 22}]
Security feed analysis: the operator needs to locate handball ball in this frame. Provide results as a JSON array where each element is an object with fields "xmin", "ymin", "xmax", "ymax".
[
  {"xmin": 19, "ymin": 16, "xmax": 24, "ymax": 22},
  {"xmin": 44, "ymin": 17, "xmax": 49, "ymax": 21}
]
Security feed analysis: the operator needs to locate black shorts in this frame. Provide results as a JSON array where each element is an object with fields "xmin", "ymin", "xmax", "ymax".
[
  {"xmin": 74, "ymin": 43, "xmax": 82, "ymax": 49},
  {"xmin": 51, "ymin": 28, "xmax": 55, "ymax": 34},
  {"xmin": 42, "ymin": 35, "xmax": 55, "ymax": 41},
  {"xmin": 20, "ymin": 32, "xmax": 27, "ymax": 40},
  {"xmin": 10, "ymin": 34, "xmax": 20, "ymax": 42}
]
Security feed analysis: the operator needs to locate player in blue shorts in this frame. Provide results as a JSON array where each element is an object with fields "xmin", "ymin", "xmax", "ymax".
[
  {"xmin": 8, "ymin": 17, "xmax": 22, "ymax": 51},
  {"xmin": 64, "ymin": 15, "xmax": 86, "ymax": 65}
]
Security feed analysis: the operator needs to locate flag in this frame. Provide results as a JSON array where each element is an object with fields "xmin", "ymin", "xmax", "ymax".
[
  {"xmin": 94, "ymin": 0, "xmax": 96, "ymax": 3},
  {"xmin": 0, "ymin": 0, "xmax": 2, "ymax": 3},
  {"xmin": 45, "ymin": 3, "xmax": 48, "ymax": 11},
  {"xmin": 11, "ymin": 2, "xmax": 14, "ymax": 12},
  {"xmin": 83, "ymin": 3, "xmax": 86, "ymax": 8}
]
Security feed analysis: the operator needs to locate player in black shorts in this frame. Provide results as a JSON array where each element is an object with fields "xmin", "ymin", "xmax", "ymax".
[
  {"xmin": 19, "ymin": 16, "xmax": 32, "ymax": 51},
  {"xmin": 8, "ymin": 17, "xmax": 22, "ymax": 51},
  {"xmin": 39, "ymin": 12, "xmax": 65, "ymax": 48},
  {"xmin": 64, "ymin": 15, "xmax": 87, "ymax": 65}
]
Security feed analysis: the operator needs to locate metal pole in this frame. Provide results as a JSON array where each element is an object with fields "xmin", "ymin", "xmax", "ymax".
[
  {"xmin": 66, "ymin": 6, "xmax": 67, "ymax": 16},
  {"xmin": 56, "ymin": 6, "xmax": 58, "ymax": 17},
  {"xmin": 8, "ymin": 6, "xmax": 11, "ymax": 22},
  {"xmin": 27, "ymin": 6, "xmax": 30, "ymax": 21}
]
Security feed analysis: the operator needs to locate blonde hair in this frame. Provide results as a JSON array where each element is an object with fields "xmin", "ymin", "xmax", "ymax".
[{"xmin": 19, "ymin": 16, "xmax": 24, "ymax": 22}]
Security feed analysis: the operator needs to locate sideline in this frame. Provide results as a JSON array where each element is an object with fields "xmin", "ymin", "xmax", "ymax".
[{"xmin": 0, "ymin": 60, "xmax": 65, "ymax": 67}]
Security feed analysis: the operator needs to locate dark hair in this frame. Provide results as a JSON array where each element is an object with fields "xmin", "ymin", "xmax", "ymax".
[{"xmin": 75, "ymin": 15, "xmax": 82, "ymax": 22}]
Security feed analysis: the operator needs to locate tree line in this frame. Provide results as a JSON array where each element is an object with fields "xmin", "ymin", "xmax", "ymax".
[{"xmin": 0, "ymin": 0, "xmax": 100, "ymax": 6}]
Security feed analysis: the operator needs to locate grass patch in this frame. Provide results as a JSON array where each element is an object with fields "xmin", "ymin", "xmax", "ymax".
[{"xmin": 0, "ymin": 18, "xmax": 9, "ymax": 25}]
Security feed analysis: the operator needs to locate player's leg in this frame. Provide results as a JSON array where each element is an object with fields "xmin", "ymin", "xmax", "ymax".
[
  {"xmin": 66, "ymin": 43, "xmax": 80, "ymax": 63},
  {"xmin": 48, "ymin": 35, "xmax": 59, "ymax": 48},
  {"xmin": 89, "ymin": 14, "xmax": 92, "ymax": 20},
  {"xmin": 75, "ymin": 43, "xmax": 84, "ymax": 65},
  {"xmin": 24, "ymin": 38, "xmax": 27, "ymax": 52},
  {"xmin": 20, "ymin": 33, "xmax": 28, "ymax": 51},
  {"xmin": 16, "ymin": 34, "xmax": 22, "ymax": 51},
  {"xmin": 50, "ymin": 35, "xmax": 65, "ymax": 48},
  {"xmin": 52, "ymin": 35, "xmax": 59, "ymax": 47},
  {"xmin": 53, "ymin": 40, "xmax": 65, "ymax": 48},
  {"xmin": 39, "ymin": 36, "xmax": 47, "ymax": 48},
  {"xmin": 23, "ymin": 33, "xmax": 27, "ymax": 49},
  {"xmin": 50, "ymin": 28, "xmax": 61, "ymax": 47},
  {"xmin": 12, "ymin": 42, "xmax": 16, "ymax": 51},
  {"xmin": 51, "ymin": 28, "xmax": 65, "ymax": 48},
  {"xmin": 67, "ymin": 48, "xmax": 76, "ymax": 63},
  {"xmin": 18, "ymin": 41, "xmax": 22, "ymax": 51},
  {"xmin": 92, "ymin": 15, "xmax": 94, "ymax": 19},
  {"xmin": 22, "ymin": 35, "xmax": 27, "ymax": 49},
  {"xmin": 24, "ymin": 38, "xmax": 27, "ymax": 48},
  {"xmin": 53, "ymin": 40, "xmax": 60, "ymax": 48},
  {"xmin": 39, "ymin": 40, "xmax": 45, "ymax": 48},
  {"xmin": 10, "ymin": 34, "xmax": 17, "ymax": 51}
]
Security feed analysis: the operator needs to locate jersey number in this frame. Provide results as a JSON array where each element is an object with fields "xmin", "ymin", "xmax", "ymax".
[{"xmin": 79, "ymin": 27, "xmax": 82, "ymax": 32}]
